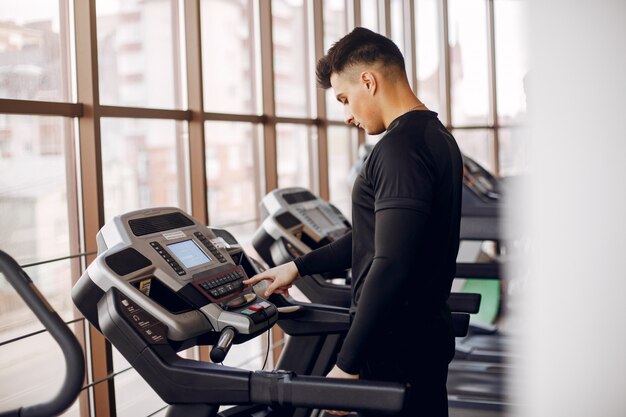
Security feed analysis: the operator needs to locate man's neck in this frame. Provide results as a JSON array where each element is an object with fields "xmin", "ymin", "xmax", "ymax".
[{"xmin": 380, "ymin": 83, "xmax": 425, "ymax": 129}]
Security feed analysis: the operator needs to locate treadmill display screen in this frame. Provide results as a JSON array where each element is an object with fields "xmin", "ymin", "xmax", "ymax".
[
  {"xmin": 303, "ymin": 207, "xmax": 334, "ymax": 230},
  {"xmin": 167, "ymin": 240, "xmax": 211, "ymax": 269}
]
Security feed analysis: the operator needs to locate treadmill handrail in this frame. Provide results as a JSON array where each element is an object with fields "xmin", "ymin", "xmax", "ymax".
[
  {"xmin": 456, "ymin": 262, "xmax": 500, "ymax": 279},
  {"xmin": 0, "ymin": 250, "xmax": 85, "ymax": 417}
]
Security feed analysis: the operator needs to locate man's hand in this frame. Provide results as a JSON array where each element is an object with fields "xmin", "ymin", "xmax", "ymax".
[
  {"xmin": 242, "ymin": 261, "xmax": 300, "ymax": 297},
  {"xmin": 325, "ymin": 365, "xmax": 359, "ymax": 416}
]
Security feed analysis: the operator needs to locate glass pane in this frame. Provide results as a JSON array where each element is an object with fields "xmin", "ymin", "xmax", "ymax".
[
  {"xmin": 324, "ymin": 0, "xmax": 348, "ymax": 121},
  {"xmin": 111, "ymin": 332, "xmax": 262, "ymax": 416},
  {"xmin": 114, "ymin": 367, "xmax": 166, "ymax": 417},
  {"xmin": 201, "ymin": 0, "xmax": 257, "ymax": 114},
  {"xmin": 361, "ymin": 0, "xmax": 379, "ymax": 32},
  {"xmin": 328, "ymin": 126, "xmax": 357, "ymax": 218},
  {"xmin": 0, "ymin": 260, "xmax": 77, "ymax": 346},
  {"xmin": 277, "ymin": 124, "xmax": 311, "ymax": 189},
  {"xmin": 390, "ymin": 0, "xmax": 405, "ymax": 58},
  {"xmin": 448, "ymin": 0, "xmax": 490, "ymax": 126},
  {"xmin": 112, "ymin": 345, "xmax": 164, "ymax": 416},
  {"xmin": 498, "ymin": 127, "xmax": 528, "ymax": 177},
  {"xmin": 272, "ymin": 0, "xmax": 309, "ymax": 117},
  {"xmin": 495, "ymin": 0, "xmax": 529, "ymax": 125},
  {"xmin": 453, "ymin": 129, "xmax": 495, "ymax": 174},
  {"xmin": 222, "ymin": 334, "xmax": 264, "ymax": 370},
  {"xmin": 0, "ymin": 115, "xmax": 72, "ymax": 264},
  {"xmin": 415, "ymin": 0, "xmax": 442, "ymax": 114},
  {"xmin": 0, "ymin": 323, "xmax": 83, "ymax": 416},
  {"xmin": 205, "ymin": 122, "xmax": 261, "ymax": 229},
  {"xmin": 0, "ymin": 1, "xmax": 70, "ymax": 101},
  {"xmin": 96, "ymin": 0, "xmax": 182, "ymax": 109},
  {"xmin": 100, "ymin": 118, "xmax": 187, "ymax": 221}
]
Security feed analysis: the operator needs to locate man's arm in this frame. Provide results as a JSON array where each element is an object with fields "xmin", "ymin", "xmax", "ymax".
[
  {"xmin": 335, "ymin": 209, "xmax": 427, "ymax": 374},
  {"xmin": 294, "ymin": 231, "xmax": 352, "ymax": 276},
  {"xmin": 243, "ymin": 232, "xmax": 352, "ymax": 296}
]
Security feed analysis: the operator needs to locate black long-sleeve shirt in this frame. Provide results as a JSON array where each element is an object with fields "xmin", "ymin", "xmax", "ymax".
[{"xmin": 296, "ymin": 110, "xmax": 463, "ymax": 374}]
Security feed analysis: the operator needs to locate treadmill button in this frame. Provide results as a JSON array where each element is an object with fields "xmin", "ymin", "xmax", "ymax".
[{"xmin": 250, "ymin": 311, "xmax": 266, "ymax": 323}]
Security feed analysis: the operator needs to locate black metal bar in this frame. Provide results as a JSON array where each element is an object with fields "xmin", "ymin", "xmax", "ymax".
[
  {"xmin": 455, "ymin": 262, "xmax": 501, "ymax": 279},
  {"xmin": 19, "ymin": 252, "xmax": 96, "ymax": 269},
  {"xmin": 0, "ymin": 318, "xmax": 85, "ymax": 347},
  {"xmin": 0, "ymin": 250, "xmax": 85, "ymax": 417}
]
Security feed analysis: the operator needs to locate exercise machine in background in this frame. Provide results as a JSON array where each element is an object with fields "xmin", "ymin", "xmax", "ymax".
[
  {"xmin": 0, "ymin": 250, "xmax": 84, "ymax": 417},
  {"xmin": 251, "ymin": 151, "xmax": 513, "ymax": 411}
]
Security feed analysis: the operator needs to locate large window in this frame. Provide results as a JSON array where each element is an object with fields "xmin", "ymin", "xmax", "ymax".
[
  {"xmin": 272, "ymin": 0, "xmax": 310, "ymax": 117},
  {"xmin": 415, "ymin": 0, "xmax": 443, "ymax": 114},
  {"xmin": 96, "ymin": 0, "xmax": 183, "ymax": 109},
  {"xmin": 360, "ymin": 0, "xmax": 379, "ymax": 32},
  {"xmin": 277, "ymin": 123, "xmax": 312, "ymax": 189},
  {"xmin": 327, "ymin": 126, "xmax": 357, "ymax": 217},
  {"xmin": 205, "ymin": 121, "xmax": 261, "ymax": 241},
  {"xmin": 0, "ymin": 114, "xmax": 80, "ymax": 416},
  {"xmin": 495, "ymin": 0, "xmax": 529, "ymax": 175},
  {"xmin": 100, "ymin": 118, "xmax": 187, "ymax": 221},
  {"xmin": 453, "ymin": 128, "xmax": 495, "ymax": 173},
  {"xmin": 324, "ymin": 0, "xmax": 348, "ymax": 121},
  {"xmin": 0, "ymin": 1, "xmax": 71, "ymax": 102},
  {"xmin": 448, "ymin": 0, "xmax": 491, "ymax": 127},
  {"xmin": 201, "ymin": 0, "xmax": 257, "ymax": 114}
]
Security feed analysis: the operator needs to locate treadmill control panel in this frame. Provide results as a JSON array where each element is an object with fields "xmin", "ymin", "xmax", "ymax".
[
  {"xmin": 254, "ymin": 188, "xmax": 352, "ymax": 267},
  {"xmin": 192, "ymin": 264, "xmax": 246, "ymax": 302},
  {"xmin": 259, "ymin": 187, "xmax": 351, "ymax": 250},
  {"xmin": 73, "ymin": 207, "xmax": 278, "ymax": 347},
  {"xmin": 276, "ymin": 188, "xmax": 350, "ymax": 240}
]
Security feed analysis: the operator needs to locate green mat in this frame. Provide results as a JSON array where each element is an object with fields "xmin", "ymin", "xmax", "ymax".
[{"xmin": 461, "ymin": 279, "xmax": 500, "ymax": 325}]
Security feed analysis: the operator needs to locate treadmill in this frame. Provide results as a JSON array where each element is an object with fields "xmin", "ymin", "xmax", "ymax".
[
  {"xmin": 252, "ymin": 173, "xmax": 509, "ymax": 410},
  {"xmin": 450, "ymin": 155, "xmax": 516, "ymax": 411},
  {"xmin": 253, "ymin": 187, "xmax": 481, "ymax": 319},
  {"xmin": 253, "ymin": 188, "xmax": 353, "ymax": 308},
  {"xmin": 72, "ymin": 207, "xmax": 408, "ymax": 417}
]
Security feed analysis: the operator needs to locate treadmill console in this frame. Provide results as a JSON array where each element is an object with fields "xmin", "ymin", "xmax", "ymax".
[
  {"xmin": 254, "ymin": 188, "xmax": 351, "ymax": 267},
  {"xmin": 73, "ymin": 207, "xmax": 277, "ymax": 353},
  {"xmin": 463, "ymin": 155, "xmax": 500, "ymax": 202}
]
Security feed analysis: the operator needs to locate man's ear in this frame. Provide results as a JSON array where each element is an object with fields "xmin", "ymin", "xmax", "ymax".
[{"xmin": 360, "ymin": 71, "xmax": 377, "ymax": 95}]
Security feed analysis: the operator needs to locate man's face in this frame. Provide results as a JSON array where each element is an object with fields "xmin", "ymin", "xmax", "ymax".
[{"xmin": 330, "ymin": 70, "xmax": 385, "ymax": 135}]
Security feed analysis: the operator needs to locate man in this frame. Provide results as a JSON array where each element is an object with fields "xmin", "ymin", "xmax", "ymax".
[{"xmin": 244, "ymin": 27, "xmax": 462, "ymax": 417}]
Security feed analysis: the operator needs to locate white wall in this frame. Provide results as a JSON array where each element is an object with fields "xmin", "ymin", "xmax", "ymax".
[{"xmin": 517, "ymin": 0, "xmax": 626, "ymax": 415}]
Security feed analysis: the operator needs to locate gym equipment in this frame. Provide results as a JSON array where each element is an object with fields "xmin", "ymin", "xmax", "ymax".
[
  {"xmin": 0, "ymin": 250, "xmax": 84, "ymax": 417},
  {"xmin": 254, "ymin": 187, "xmax": 351, "ymax": 270},
  {"xmin": 253, "ymin": 187, "xmax": 479, "ymax": 328},
  {"xmin": 72, "ymin": 207, "xmax": 408, "ymax": 417},
  {"xmin": 252, "ymin": 167, "xmax": 508, "ymax": 411}
]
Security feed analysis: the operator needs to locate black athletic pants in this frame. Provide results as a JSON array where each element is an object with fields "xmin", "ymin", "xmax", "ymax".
[{"xmin": 357, "ymin": 318, "xmax": 455, "ymax": 417}]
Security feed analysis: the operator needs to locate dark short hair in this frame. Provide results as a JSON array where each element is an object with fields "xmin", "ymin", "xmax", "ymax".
[{"xmin": 316, "ymin": 27, "xmax": 406, "ymax": 89}]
